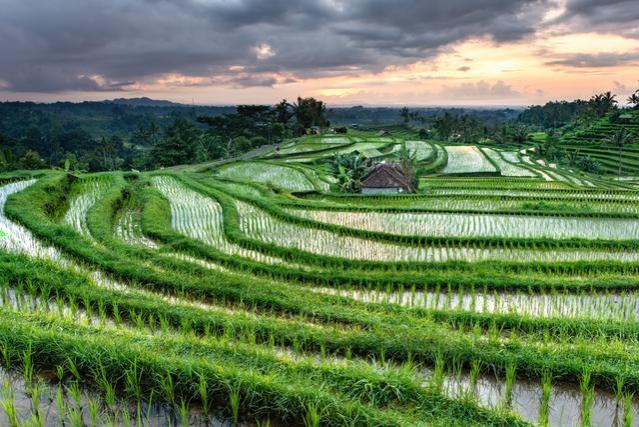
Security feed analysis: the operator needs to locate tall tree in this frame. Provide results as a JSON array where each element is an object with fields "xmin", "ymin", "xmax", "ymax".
[
  {"xmin": 99, "ymin": 136, "xmax": 116, "ymax": 171},
  {"xmin": 288, "ymin": 97, "xmax": 329, "ymax": 129},
  {"xmin": 433, "ymin": 113, "xmax": 455, "ymax": 140},
  {"xmin": 198, "ymin": 104, "xmax": 278, "ymax": 152},
  {"xmin": 274, "ymin": 100, "xmax": 295, "ymax": 124},
  {"xmin": 605, "ymin": 128, "xmax": 633, "ymax": 177},
  {"xmin": 132, "ymin": 121, "xmax": 161, "ymax": 146},
  {"xmin": 399, "ymin": 107, "xmax": 410, "ymax": 123},
  {"xmin": 628, "ymin": 89, "xmax": 639, "ymax": 110},
  {"xmin": 510, "ymin": 124, "xmax": 529, "ymax": 144},
  {"xmin": 589, "ymin": 91, "xmax": 617, "ymax": 118},
  {"xmin": 20, "ymin": 150, "xmax": 47, "ymax": 170},
  {"xmin": 458, "ymin": 115, "xmax": 482, "ymax": 144},
  {"xmin": 395, "ymin": 142, "xmax": 418, "ymax": 190},
  {"xmin": 152, "ymin": 118, "xmax": 200, "ymax": 167}
]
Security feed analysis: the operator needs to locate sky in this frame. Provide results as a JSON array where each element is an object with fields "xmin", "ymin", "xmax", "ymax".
[{"xmin": 0, "ymin": 0, "xmax": 638, "ymax": 107}]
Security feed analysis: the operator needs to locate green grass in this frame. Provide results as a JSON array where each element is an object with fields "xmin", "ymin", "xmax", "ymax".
[{"xmin": 2, "ymin": 136, "xmax": 639, "ymax": 425}]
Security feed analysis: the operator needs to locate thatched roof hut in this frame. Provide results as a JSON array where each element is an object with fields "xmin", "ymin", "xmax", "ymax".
[{"xmin": 361, "ymin": 163, "xmax": 413, "ymax": 194}]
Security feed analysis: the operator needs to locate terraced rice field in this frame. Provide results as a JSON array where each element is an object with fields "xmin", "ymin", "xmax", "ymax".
[
  {"xmin": 405, "ymin": 140, "xmax": 434, "ymax": 161},
  {"xmin": 275, "ymin": 143, "xmax": 328, "ymax": 155},
  {"xmin": 443, "ymin": 145, "xmax": 497, "ymax": 174},
  {"xmin": 153, "ymin": 175, "xmax": 290, "ymax": 265},
  {"xmin": 3, "ymin": 138, "xmax": 639, "ymax": 426},
  {"xmin": 0, "ymin": 180, "xmax": 61, "ymax": 259},
  {"xmin": 298, "ymin": 194, "xmax": 639, "ymax": 215},
  {"xmin": 320, "ymin": 137, "xmax": 350, "ymax": 144},
  {"xmin": 334, "ymin": 142, "xmax": 392, "ymax": 155},
  {"xmin": 290, "ymin": 209, "xmax": 639, "ymax": 240},
  {"xmin": 321, "ymin": 286, "xmax": 639, "ymax": 322},
  {"xmin": 482, "ymin": 148, "xmax": 537, "ymax": 177},
  {"xmin": 428, "ymin": 187, "xmax": 639, "ymax": 201},
  {"xmin": 216, "ymin": 161, "xmax": 320, "ymax": 191},
  {"xmin": 62, "ymin": 178, "xmax": 110, "ymax": 235}
]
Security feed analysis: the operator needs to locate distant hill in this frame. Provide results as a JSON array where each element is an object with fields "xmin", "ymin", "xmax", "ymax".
[{"xmin": 103, "ymin": 97, "xmax": 185, "ymax": 107}]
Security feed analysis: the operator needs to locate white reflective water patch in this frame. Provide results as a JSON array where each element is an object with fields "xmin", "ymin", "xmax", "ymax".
[
  {"xmin": 291, "ymin": 209, "xmax": 639, "ymax": 240},
  {"xmin": 443, "ymin": 146, "xmax": 496, "ymax": 174}
]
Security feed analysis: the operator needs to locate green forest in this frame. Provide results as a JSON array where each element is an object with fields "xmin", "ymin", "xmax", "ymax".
[{"xmin": 1, "ymin": 88, "xmax": 638, "ymax": 177}]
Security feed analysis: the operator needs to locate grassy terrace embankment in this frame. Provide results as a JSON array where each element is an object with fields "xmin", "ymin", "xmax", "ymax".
[{"xmin": 2, "ymin": 134, "xmax": 639, "ymax": 425}]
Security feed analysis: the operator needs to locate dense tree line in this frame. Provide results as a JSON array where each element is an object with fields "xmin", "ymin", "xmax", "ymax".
[
  {"xmin": 2, "ymin": 91, "xmax": 633, "ymax": 173},
  {"xmin": 518, "ymin": 100, "xmax": 589, "ymax": 129},
  {"xmin": 518, "ymin": 89, "xmax": 639, "ymax": 129},
  {"xmin": 0, "ymin": 101, "xmax": 227, "ymax": 172},
  {"xmin": 426, "ymin": 112, "xmax": 529, "ymax": 145},
  {"xmin": 0, "ymin": 97, "xmax": 329, "ymax": 171},
  {"xmin": 329, "ymin": 105, "xmax": 521, "ymax": 126},
  {"xmin": 520, "ymin": 88, "xmax": 639, "ymax": 176}
]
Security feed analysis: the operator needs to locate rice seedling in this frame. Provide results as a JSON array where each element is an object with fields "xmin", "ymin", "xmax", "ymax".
[
  {"xmin": 303, "ymin": 402, "xmax": 321, "ymax": 427},
  {"xmin": 539, "ymin": 370, "xmax": 553, "ymax": 426},
  {"xmin": 228, "ymin": 382, "xmax": 241, "ymax": 423},
  {"xmin": 300, "ymin": 189, "xmax": 639, "ymax": 216},
  {"xmin": 1, "ymin": 380, "xmax": 18, "ymax": 427},
  {"xmin": 198, "ymin": 373, "xmax": 209, "ymax": 415},
  {"xmin": 503, "ymin": 361, "xmax": 517, "ymax": 408},
  {"xmin": 318, "ymin": 285, "xmax": 639, "ymax": 322},
  {"xmin": 429, "ymin": 186, "xmax": 639, "ymax": 202},
  {"xmin": 623, "ymin": 394, "xmax": 635, "ymax": 427}
]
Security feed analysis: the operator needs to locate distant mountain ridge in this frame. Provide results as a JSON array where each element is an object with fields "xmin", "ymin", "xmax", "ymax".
[{"xmin": 103, "ymin": 97, "xmax": 185, "ymax": 107}]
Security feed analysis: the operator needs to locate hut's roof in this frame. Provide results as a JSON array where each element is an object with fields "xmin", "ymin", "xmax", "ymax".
[{"xmin": 361, "ymin": 163, "xmax": 413, "ymax": 191}]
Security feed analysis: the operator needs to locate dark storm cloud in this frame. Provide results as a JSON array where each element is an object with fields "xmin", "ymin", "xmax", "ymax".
[
  {"xmin": 4, "ymin": 67, "xmax": 131, "ymax": 92},
  {"xmin": 562, "ymin": 0, "xmax": 639, "ymax": 24},
  {"xmin": 558, "ymin": 0, "xmax": 639, "ymax": 37},
  {"xmin": 545, "ymin": 52, "xmax": 639, "ymax": 68},
  {"xmin": 225, "ymin": 74, "xmax": 278, "ymax": 88},
  {"xmin": 0, "ymin": 0, "xmax": 551, "ymax": 92},
  {"xmin": 336, "ymin": 0, "xmax": 545, "ymax": 47}
]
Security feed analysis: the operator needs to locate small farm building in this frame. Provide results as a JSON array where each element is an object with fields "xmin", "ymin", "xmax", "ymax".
[{"xmin": 361, "ymin": 163, "xmax": 414, "ymax": 194}]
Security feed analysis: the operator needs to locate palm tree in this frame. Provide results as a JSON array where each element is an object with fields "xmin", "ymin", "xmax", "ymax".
[
  {"xmin": 605, "ymin": 128, "xmax": 633, "ymax": 177},
  {"xmin": 396, "ymin": 142, "xmax": 418, "ymax": 190},
  {"xmin": 589, "ymin": 91, "xmax": 618, "ymax": 117},
  {"xmin": 602, "ymin": 91, "xmax": 617, "ymax": 108},
  {"xmin": 628, "ymin": 90, "xmax": 639, "ymax": 110}
]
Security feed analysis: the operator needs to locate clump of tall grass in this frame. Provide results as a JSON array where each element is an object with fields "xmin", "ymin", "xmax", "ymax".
[{"xmin": 539, "ymin": 370, "xmax": 553, "ymax": 426}]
